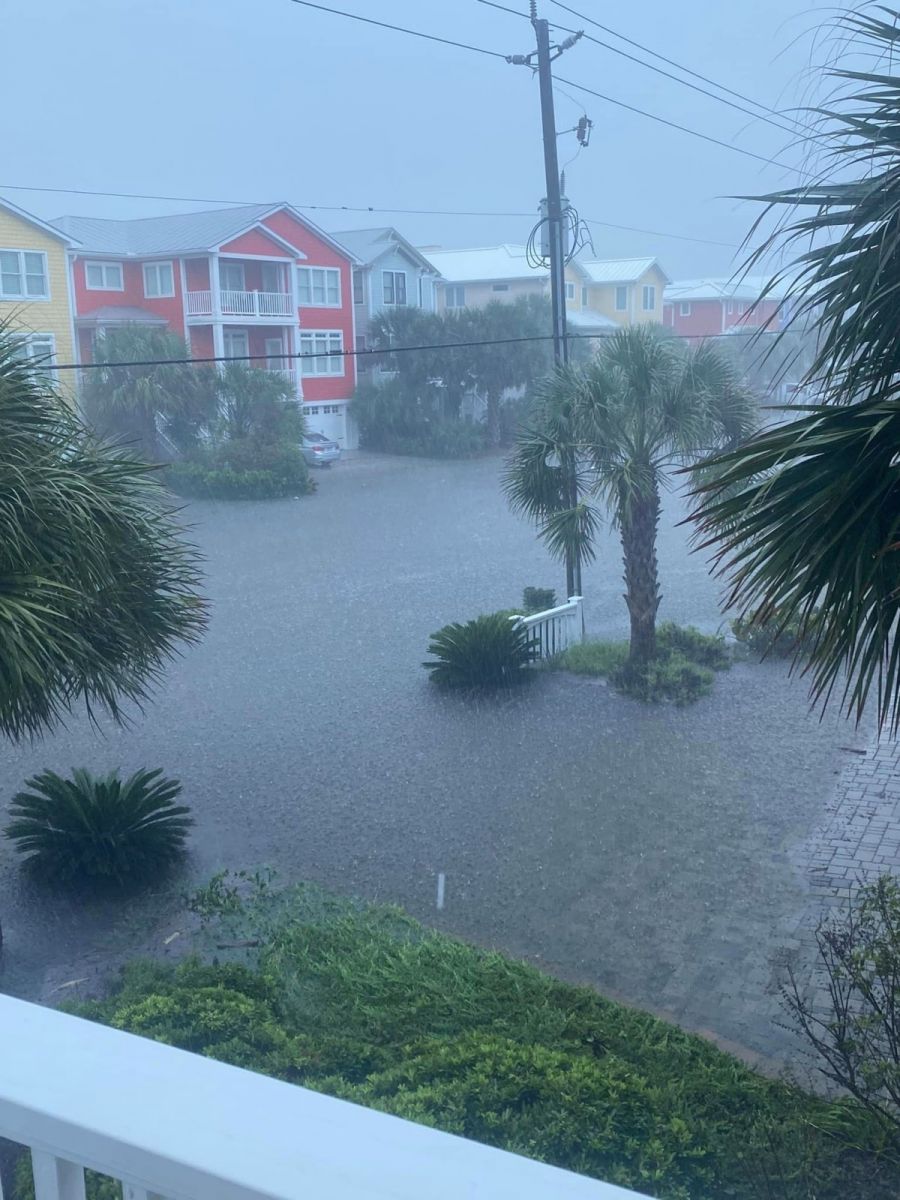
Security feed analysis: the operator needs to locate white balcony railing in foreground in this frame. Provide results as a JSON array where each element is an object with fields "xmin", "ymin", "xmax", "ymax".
[
  {"xmin": 0, "ymin": 994, "xmax": 647, "ymax": 1200},
  {"xmin": 512, "ymin": 595, "xmax": 584, "ymax": 661}
]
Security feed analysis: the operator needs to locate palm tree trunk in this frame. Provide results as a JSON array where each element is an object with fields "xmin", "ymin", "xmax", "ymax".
[{"xmin": 621, "ymin": 481, "xmax": 661, "ymax": 668}]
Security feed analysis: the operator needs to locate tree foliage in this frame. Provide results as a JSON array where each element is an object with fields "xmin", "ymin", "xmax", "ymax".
[
  {"xmin": 506, "ymin": 325, "xmax": 754, "ymax": 666},
  {"xmin": 0, "ymin": 325, "xmax": 207, "ymax": 739},
  {"xmin": 692, "ymin": 5, "xmax": 900, "ymax": 730}
]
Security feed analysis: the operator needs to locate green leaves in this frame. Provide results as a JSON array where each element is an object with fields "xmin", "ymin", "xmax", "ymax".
[
  {"xmin": 5, "ymin": 766, "xmax": 192, "ymax": 887},
  {"xmin": 423, "ymin": 612, "xmax": 538, "ymax": 689},
  {"xmin": 0, "ymin": 322, "xmax": 207, "ymax": 739}
]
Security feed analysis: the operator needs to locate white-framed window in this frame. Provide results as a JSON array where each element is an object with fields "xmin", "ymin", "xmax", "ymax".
[
  {"xmin": 264, "ymin": 336, "xmax": 284, "ymax": 370},
  {"xmin": 143, "ymin": 261, "xmax": 175, "ymax": 298},
  {"xmin": 614, "ymin": 285, "xmax": 628, "ymax": 311},
  {"xmin": 299, "ymin": 330, "xmax": 343, "ymax": 376},
  {"xmin": 581, "ymin": 286, "xmax": 588, "ymax": 306},
  {"xmin": 13, "ymin": 332, "xmax": 56, "ymax": 369},
  {"xmin": 305, "ymin": 406, "xmax": 320, "ymax": 415},
  {"xmin": 223, "ymin": 329, "xmax": 249, "ymax": 359},
  {"xmin": 219, "ymin": 261, "xmax": 246, "ymax": 291},
  {"xmin": 565, "ymin": 281, "xmax": 575, "ymax": 301},
  {"xmin": 678, "ymin": 301, "xmax": 691, "ymax": 317},
  {"xmin": 352, "ymin": 269, "xmax": 365, "ymax": 304},
  {"xmin": 298, "ymin": 266, "xmax": 341, "ymax": 307},
  {"xmin": 322, "ymin": 404, "xmax": 342, "ymax": 414},
  {"xmin": 492, "ymin": 283, "xmax": 509, "ymax": 292},
  {"xmin": 382, "ymin": 270, "xmax": 407, "ymax": 306},
  {"xmin": 0, "ymin": 249, "xmax": 49, "ymax": 299},
  {"xmin": 726, "ymin": 299, "xmax": 734, "ymax": 315},
  {"xmin": 642, "ymin": 285, "xmax": 656, "ymax": 311},
  {"xmin": 445, "ymin": 284, "xmax": 465, "ymax": 308},
  {"xmin": 85, "ymin": 261, "xmax": 124, "ymax": 291}
]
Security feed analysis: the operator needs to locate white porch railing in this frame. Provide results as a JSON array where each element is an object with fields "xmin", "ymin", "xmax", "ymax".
[
  {"xmin": 184, "ymin": 291, "xmax": 294, "ymax": 318},
  {"xmin": 0, "ymin": 993, "xmax": 648, "ymax": 1200},
  {"xmin": 267, "ymin": 365, "xmax": 297, "ymax": 385},
  {"xmin": 512, "ymin": 595, "xmax": 584, "ymax": 660}
]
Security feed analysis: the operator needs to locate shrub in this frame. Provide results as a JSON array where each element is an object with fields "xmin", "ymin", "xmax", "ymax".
[
  {"xmin": 5, "ymin": 767, "xmax": 192, "ymax": 887},
  {"xmin": 423, "ymin": 612, "xmax": 537, "ymax": 689},
  {"xmin": 522, "ymin": 587, "xmax": 557, "ymax": 614},
  {"xmin": 562, "ymin": 640, "xmax": 628, "ymax": 677},
  {"xmin": 656, "ymin": 622, "xmax": 730, "ymax": 670},
  {"xmin": 56, "ymin": 880, "xmax": 900, "ymax": 1200},
  {"xmin": 731, "ymin": 608, "xmax": 818, "ymax": 660},
  {"xmin": 614, "ymin": 653, "xmax": 715, "ymax": 705},
  {"xmin": 166, "ymin": 441, "xmax": 313, "ymax": 500}
]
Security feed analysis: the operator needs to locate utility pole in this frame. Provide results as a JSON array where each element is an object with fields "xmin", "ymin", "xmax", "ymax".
[{"xmin": 509, "ymin": 8, "xmax": 584, "ymax": 598}]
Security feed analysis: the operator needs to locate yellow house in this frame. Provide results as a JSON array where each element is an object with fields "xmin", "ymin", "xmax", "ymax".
[
  {"xmin": 0, "ymin": 197, "xmax": 78, "ymax": 392},
  {"xmin": 578, "ymin": 257, "xmax": 670, "ymax": 326}
]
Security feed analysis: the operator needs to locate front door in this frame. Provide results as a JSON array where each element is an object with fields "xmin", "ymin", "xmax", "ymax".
[
  {"xmin": 264, "ymin": 336, "xmax": 284, "ymax": 370},
  {"xmin": 223, "ymin": 329, "xmax": 249, "ymax": 360},
  {"xmin": 220, "ymin": 261, "xmax": 245, "ymax": 292},
  {"xmin": 260, "ymin": 262, "xmax": 281, "ymax": 293}
]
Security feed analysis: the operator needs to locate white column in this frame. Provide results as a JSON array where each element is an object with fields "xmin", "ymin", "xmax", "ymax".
[
  {"xmin": 212, "ymin": 321, "xmax": 225, "ymax": 362},
  {"xmin": 209, "ymin": 253, "xmax": 221, "ymax": 320},
  {"xmin": 31, "ymin": 1153, "xmax": 86, "ymax": 1200}
]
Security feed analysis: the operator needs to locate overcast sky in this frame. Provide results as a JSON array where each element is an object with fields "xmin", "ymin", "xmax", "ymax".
[{"xmin": 4, "ymin": 0, "xmax": 835, "ymax": 279}]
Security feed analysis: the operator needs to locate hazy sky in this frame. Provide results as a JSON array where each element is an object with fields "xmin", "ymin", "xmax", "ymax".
[{"xmin": 4, "ymin": 0, "xmax": 835, "ymax": 278}]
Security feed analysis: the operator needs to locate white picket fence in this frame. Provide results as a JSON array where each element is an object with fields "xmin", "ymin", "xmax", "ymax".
[{"xmin": 511, "ymin": 595, "xmax": 584, "ymax": 661}]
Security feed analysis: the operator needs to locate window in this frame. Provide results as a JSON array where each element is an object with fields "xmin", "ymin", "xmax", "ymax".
[
  {"xmin": 353, "ymin": 269, "xmax": 364, "ymax": 304},
  {"xmin": 143, "ymin": 261, "xmax": 175, "ymax": 298},
  {"xmin": 264, "ymin": 336, "xmax": 284, "ymax": 370},
  {"xmin": 642, "ymin": 285, "xmax": 656, "ymax": 311},
  {"xmin": 0, "ymin": 249, "xmax": 49, "ymax": 299},
  {"xmin": 260, "ymin": 263, "xmax": 281, "ymax": 293},
  {"xmin": 492, "ymin": 283, "xmax": 509, "ymax": 292},
  {"xmin": 581, "ymin": 286, "xmax": 588, "ymax": 306},
  {"xmin": 445, "ymin": 284, "xmax": 465, "ymax": 308},
  {"xmin": 382, "ymin": 270, "xmax": 407, "ymax": 306},
  {"xmin": 12, "ymin": 333, "xmax": 56, "ymax": 375},
  {"xmin": 219, "ymin": 262, "xmax": 245, "ymax": 291},
  {"xmin": 726, "ymin": 299, "xmax": 734, "ymax": 315},
  {"xmin": 323, "ymin": 404, "xmax": 341, "ymax": 414},
  {"xmin": 298, "ymin": 266, "xmax": 341, "ymax": 306},
  {"xmin": 305, "ymin": 406, "xmax": 320, "ymax": 416},
  {"xmin": 565, "ymin": 282, "xmax": 575, "ymax": 301},
  {"xmin": 85, "ymin": 261, "xmax": 123, "ymax": 291},
  {"xmin": 678, "ymin": 301, "xmax": 692, "ymax": 317},
  {"xmin": 299, "ymin": 330, "xmax": 343, "ymax": 376},
  {"xmin": 614, "ymin": 285, "xmax": 628, "ymax": 311},
  {"xmin": 223, "ymin": 329, "xmax": 249, "ymax": 359}
]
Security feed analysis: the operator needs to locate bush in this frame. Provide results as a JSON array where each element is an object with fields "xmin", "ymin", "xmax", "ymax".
[
  {"xmin": 423, "ymin": 612, "xmax": 537, "ymax": 689},
  {"xmin": 5, "ymin": 767, "xmax": 192, "ymax": 887},
  {"xmin": 560, "ymin": 624, "xmax": 729, "ymax": 704},
  {"xmin": 731, "ymin": 608, "xmax": 818, "ymax": 659},
  {"xmin": 56, "ymin": 880, "xmax": 900, "ymax": 1200},
  {"xmin": 166, "ymin": 441, "xmax": 313, "ymax": 500},
  {"xmin": 522, "ymin": 587, "xmax": 557, "ymax": 614}
]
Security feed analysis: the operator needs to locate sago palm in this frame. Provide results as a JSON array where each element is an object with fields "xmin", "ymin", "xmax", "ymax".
[
  {"xmin": 692, "ymin": 5, "xmax": 900, "ymax": 730},
  {"xmin": 0, "ymin": 323, "xmax": 207, "ymax": 740},
  {"xmin": 506, "ymin": 326, "xmax": 754, "ymax": 668}
]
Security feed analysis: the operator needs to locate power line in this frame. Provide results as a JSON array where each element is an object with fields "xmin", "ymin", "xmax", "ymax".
[
  {"xmin": 548, "ymin": 0, "xmax": 814, "ymax": 136},
  {"xmin": 285, "ymin": 0, "xmax": 507, "ymax": 58},
  {"xmin": 553, "ymin": 73, "xmax": 801, "ymax": 173},
  {"xmin": 479, "ymin": 0, "xmax": 804, "ymax": 140},
  {"xmin": 0, "ymin": 181, "xmax": 740, "ymax": 249},
  {"xmin": 49, "ymin": 327, "xmax": 778, "ymax": 373}
]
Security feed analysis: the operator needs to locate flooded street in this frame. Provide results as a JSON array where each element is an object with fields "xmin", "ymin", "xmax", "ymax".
[{"xmin": 0, "ymin": 453, "xmax": 859, "ymax": 1060}]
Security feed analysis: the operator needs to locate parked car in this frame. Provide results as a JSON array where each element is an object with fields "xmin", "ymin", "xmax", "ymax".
[{"xmin": 302, "ymin": 432, "xmax": 341, "ymax": 467}]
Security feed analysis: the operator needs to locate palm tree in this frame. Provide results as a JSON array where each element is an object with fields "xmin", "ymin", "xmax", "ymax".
[
  {"xmin": 506, "ymin": 325, "xmax": 754, "ymax": 668},
  {"xmin": 691, "ymin": 6, "xmax": 900, "ymax": 730},
  {"xmin": 0, "ymin": 324, "xmax": 207, "ymax": 740},
  {"xmin": 82, "ymin": 325, "xmax": 216, "ymax": 460}
]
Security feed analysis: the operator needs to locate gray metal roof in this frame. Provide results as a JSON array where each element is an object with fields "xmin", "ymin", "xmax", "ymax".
[
  {"xmin": 51, "ymin": 203, "xmax": 363, "ymax": 261},
  {"xmin": 331, "ymin": 227, "xmax": 439, "ymax": 273}
]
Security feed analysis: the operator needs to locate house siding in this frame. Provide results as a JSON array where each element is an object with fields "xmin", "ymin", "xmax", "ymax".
[
  {"xmin": 663, "ymin": 296, "xmax": 781, "ymax": 337},
  {"xmin": 586, "ymin": 264, "xmax": 668, "ymax": 326},
  {"xmin": 73, "ymin": 257, "xmax": 185, "ymax": 333},
  {"xmin": 0, "ymin": 210, "xmax": 76, "ymax": 390}
]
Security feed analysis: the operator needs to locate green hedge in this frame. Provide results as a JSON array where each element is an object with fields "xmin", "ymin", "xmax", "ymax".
[
  {"xmin": 36, "ymin": 882, "xmax": 898, "ymax": 1200},
  {"xmin": 166, "ymin": 440, "xmax": 314, "ymax": 500}
]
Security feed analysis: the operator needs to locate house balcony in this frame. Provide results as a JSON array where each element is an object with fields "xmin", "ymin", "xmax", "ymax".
[
  {"xmin": 185, "ymin": 290, "xmax": 294, "ymax": 320},
  {"xmin": 0, "ymin": 992, "xmax": 648, "ymax": 1200}
]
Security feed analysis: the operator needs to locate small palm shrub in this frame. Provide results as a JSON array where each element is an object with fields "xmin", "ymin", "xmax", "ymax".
[
  {"xmin": 423, "ymin": 613, "xmax": 537, "ymax": 689},
  {"xmin": 5, "ymin": 768, "xmax": 192, "ymax": 887},
  {"xmin": 522, "ymin": 587, "xmax": 557, "ymax": 614},
  {"xmin": 731, "ymin": 608, "xmax": 819, "ymax": 660},
  {"xmin": 656, "ymin": 622, "xmax": 731, "ymax": 670}
]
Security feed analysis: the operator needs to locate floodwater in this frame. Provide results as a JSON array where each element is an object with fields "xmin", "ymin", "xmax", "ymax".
[{"xmin": 0, "ymin": 453, "xmax": 858, "ymax": 1061}]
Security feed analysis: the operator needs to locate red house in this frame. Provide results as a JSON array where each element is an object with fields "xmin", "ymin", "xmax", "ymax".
[
  {"xmin": 662, "ymin": 277, "xmax": 783, "ymax": 339},
  {"xmin": 54, "ymin": 203, "xmax": 360, "ymax": 446}
]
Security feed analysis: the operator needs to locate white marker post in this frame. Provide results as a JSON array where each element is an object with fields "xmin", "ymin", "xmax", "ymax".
[{"xmin": 436, "ymin": 872, "xmax": 446, "ymax": 911}]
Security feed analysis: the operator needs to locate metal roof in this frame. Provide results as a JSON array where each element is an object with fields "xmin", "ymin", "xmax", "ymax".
[
  {"xmin": 422, "ymin": 244, "xmax": 547, "ymax": 283},
  {"xmin": 52, "ymin": 203, "xmax": 356, "ymax": 261},
  {"xmin": 331, "ymin": 227, "xmax": 439, "ymax": 273},
  {"xmin": 664, "ymin": 276, "xmax": 787, "ymax": 303},
  {"xmin": 578, "ymin": 257, "xmax": 666, "ymax": 284},
  {"xmin": 566, "ymin": 308, "xmax": 619, "ymax": 332}
]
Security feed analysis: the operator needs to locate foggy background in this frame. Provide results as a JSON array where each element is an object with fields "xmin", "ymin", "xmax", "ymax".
[{"xmin": 2, "ymin": 0, "xmax": 826, "ymax": 278}]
